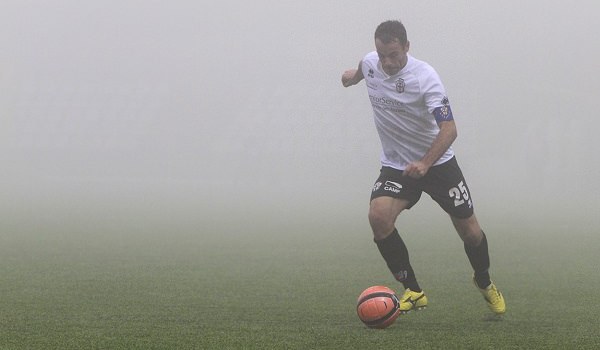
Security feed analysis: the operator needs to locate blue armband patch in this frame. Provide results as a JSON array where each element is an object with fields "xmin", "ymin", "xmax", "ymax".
[{"xmin": 433, "ymin": 100, "xmax": 454, "ymax": 123}]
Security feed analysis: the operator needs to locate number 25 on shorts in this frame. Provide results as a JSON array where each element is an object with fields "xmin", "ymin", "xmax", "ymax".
[{"xmin": 449, "ymin": 181, "xmax": 472, "ymax": 208}]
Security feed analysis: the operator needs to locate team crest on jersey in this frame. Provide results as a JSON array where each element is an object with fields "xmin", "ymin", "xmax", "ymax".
[
  {"xmin": 395, "ymin": 78, "xmax": 405, "ymax": 93},
  {"xmin": 368, "ymin": 69, "xmax": 374, "ymax": 78}
]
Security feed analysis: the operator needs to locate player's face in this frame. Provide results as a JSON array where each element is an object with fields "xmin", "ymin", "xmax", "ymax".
[{"xmin": 375, "ymin": 38, "xmax": 409, "ymax": 76}]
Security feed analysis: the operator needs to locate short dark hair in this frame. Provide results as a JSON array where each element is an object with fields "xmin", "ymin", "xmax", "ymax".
[{"xmin": 374, "ymin": 20, "xmax": 408, "ymax": 45}]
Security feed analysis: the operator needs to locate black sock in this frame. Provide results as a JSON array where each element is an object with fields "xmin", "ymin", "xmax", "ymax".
[
  {"xmin": 374, "ymin": 229, "xmax": 421, "ymax": 292},
  {"xmin": 464, "ymin": 231, "xmax": 491, "ymax": 289}
]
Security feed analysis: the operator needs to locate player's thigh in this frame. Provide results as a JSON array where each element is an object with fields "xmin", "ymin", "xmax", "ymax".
[
  {"xmin": 368, "ymin": 167, "xmax": 422, "ymax": 237},
  {"xmin": 369, "ymin": 196, "xmax": 412, "ymax": 223},
  {"xmin": 368, "ymin": 196, "xmax": 412, "ymax": 238},
  {"xmin": 423, "ymin": 157, "xmax": 474, "ymax": 219}
]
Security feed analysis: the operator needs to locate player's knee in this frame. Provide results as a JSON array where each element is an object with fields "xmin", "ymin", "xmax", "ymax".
[
  {"xmin": 462, "ymin": 230, "xmax": 482, "ymax": 246},
  {"xmin": 368, "ymin": 209, "xmax": 394, "ymax": 238},
  {"xmin": 452, "ymin": 215, "xmax": 482, "ymax": 246},
  {"xmin": 368, "ymin": 208, "xmax": 387, "ymax": 228},
  {"xmin": 457, "ymin": 224, "xmax": 483, "ymax": 246}
]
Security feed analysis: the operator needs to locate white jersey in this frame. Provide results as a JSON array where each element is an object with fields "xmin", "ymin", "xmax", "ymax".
[{"xmin": 361, "ymin": 52, "xmax": 454, "ymax": 170}]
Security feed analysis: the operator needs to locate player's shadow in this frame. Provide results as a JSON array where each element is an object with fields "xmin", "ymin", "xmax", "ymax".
[{"xmin": 482, "ymin": 314, "xmax": 504, "ymax": 322}]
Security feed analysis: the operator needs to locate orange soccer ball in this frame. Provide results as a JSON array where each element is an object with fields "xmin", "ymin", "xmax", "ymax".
[{"xmin": 356, "ymin": 286, "xmax": 401, "ymax": 329}]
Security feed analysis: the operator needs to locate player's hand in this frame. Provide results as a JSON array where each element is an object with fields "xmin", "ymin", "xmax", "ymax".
[
  {"xmin": 403, "ymin": 161, "xmax": 430, "ymax": 179},
  {"xmin": 341, "ymin": 69, "xmax": 359, "ymax": 87}
]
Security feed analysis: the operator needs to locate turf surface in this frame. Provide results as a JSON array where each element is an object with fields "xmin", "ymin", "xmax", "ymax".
[{"xmin": 1, "ymin": 214, "xmax": 598, "ymax": 349}]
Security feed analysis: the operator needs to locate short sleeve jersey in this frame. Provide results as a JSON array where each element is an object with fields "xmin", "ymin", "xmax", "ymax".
[{"xmin": 361, "ymin": 52, "xmax": 454, "ymax": 170}]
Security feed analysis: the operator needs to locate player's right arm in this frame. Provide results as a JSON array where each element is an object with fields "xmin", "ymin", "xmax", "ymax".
[{"xmin": 341, "ymin": 60, "xmax": 364, "ymax": 87}]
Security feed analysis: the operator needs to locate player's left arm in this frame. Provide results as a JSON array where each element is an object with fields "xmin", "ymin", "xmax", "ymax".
[
  {"xmin": 404, "ymin": 69, "xmax": 457, "ymax": 179},
  {"xmin": 404, "ymin": 119, "xmax": 457, "ymax": 178},
  {"xmin": 425, "ymin": 119, "xmax": 458, "ymax": 168}
]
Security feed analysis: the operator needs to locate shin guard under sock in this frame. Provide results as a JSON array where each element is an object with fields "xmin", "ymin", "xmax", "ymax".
[
  {"xmin": 375, "ymin": 229, "xmax": 421, "ymax": 292},
  {"xmin": 464, "ymin": 231, "xmax": 491, "ymax": 289}
]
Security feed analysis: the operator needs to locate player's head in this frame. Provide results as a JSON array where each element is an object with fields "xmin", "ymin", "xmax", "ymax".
[
  {"xmin": 374, "ymin": 20, "xmax": 410, "ymax": 75},
  {"xmin": 375, "ymin": 20, "xmax": 408, "ymax": 46}
]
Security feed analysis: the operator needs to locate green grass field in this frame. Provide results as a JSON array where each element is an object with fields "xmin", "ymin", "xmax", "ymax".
[{"xmin": 1, "ymin": 212, "xmax": 599, "ymax": 349}]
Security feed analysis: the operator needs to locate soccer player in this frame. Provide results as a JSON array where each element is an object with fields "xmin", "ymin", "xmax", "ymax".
[{"xmin": 341, "ymin": 20, "xmax": 505, "ymax": 315}]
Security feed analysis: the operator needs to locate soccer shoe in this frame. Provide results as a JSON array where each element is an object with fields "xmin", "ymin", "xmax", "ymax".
[
  {"xmin": 474, "ymin": 279, "xmax": 506, "ymax": 315},
  {"xmin": 399, "ymin": 288, "xmax": 428, "ymax": 314}
]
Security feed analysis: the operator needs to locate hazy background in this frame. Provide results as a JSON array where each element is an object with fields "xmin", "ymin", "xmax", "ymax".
[{"xmin": 2, "ymin": 0, "xmax": 599, "ymax": 237}]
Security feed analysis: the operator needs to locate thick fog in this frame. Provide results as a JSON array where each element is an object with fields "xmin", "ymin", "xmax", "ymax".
[{"xmin": 2, "ymin": 1, "xmax": 599, "ymax": 231}]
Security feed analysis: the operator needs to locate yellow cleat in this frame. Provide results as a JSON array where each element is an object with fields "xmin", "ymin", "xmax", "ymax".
[
  {"xmin": 399, "ymin": 288, "xmax": 428, "ymax": 314},
  {"xmin": 475, "ymin": 280, "xmax": 506, "ymax": 315}
]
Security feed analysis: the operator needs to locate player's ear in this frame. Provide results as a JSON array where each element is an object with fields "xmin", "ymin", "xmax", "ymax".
[{"xmin": 404, "ymin": 41, "xmax": 410, "ymax": 52}]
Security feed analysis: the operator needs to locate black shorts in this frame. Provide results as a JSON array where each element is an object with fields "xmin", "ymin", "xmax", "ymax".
[{"xmin": 370, "ymin": 157, "xmax": 474, "ymax": 218}]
